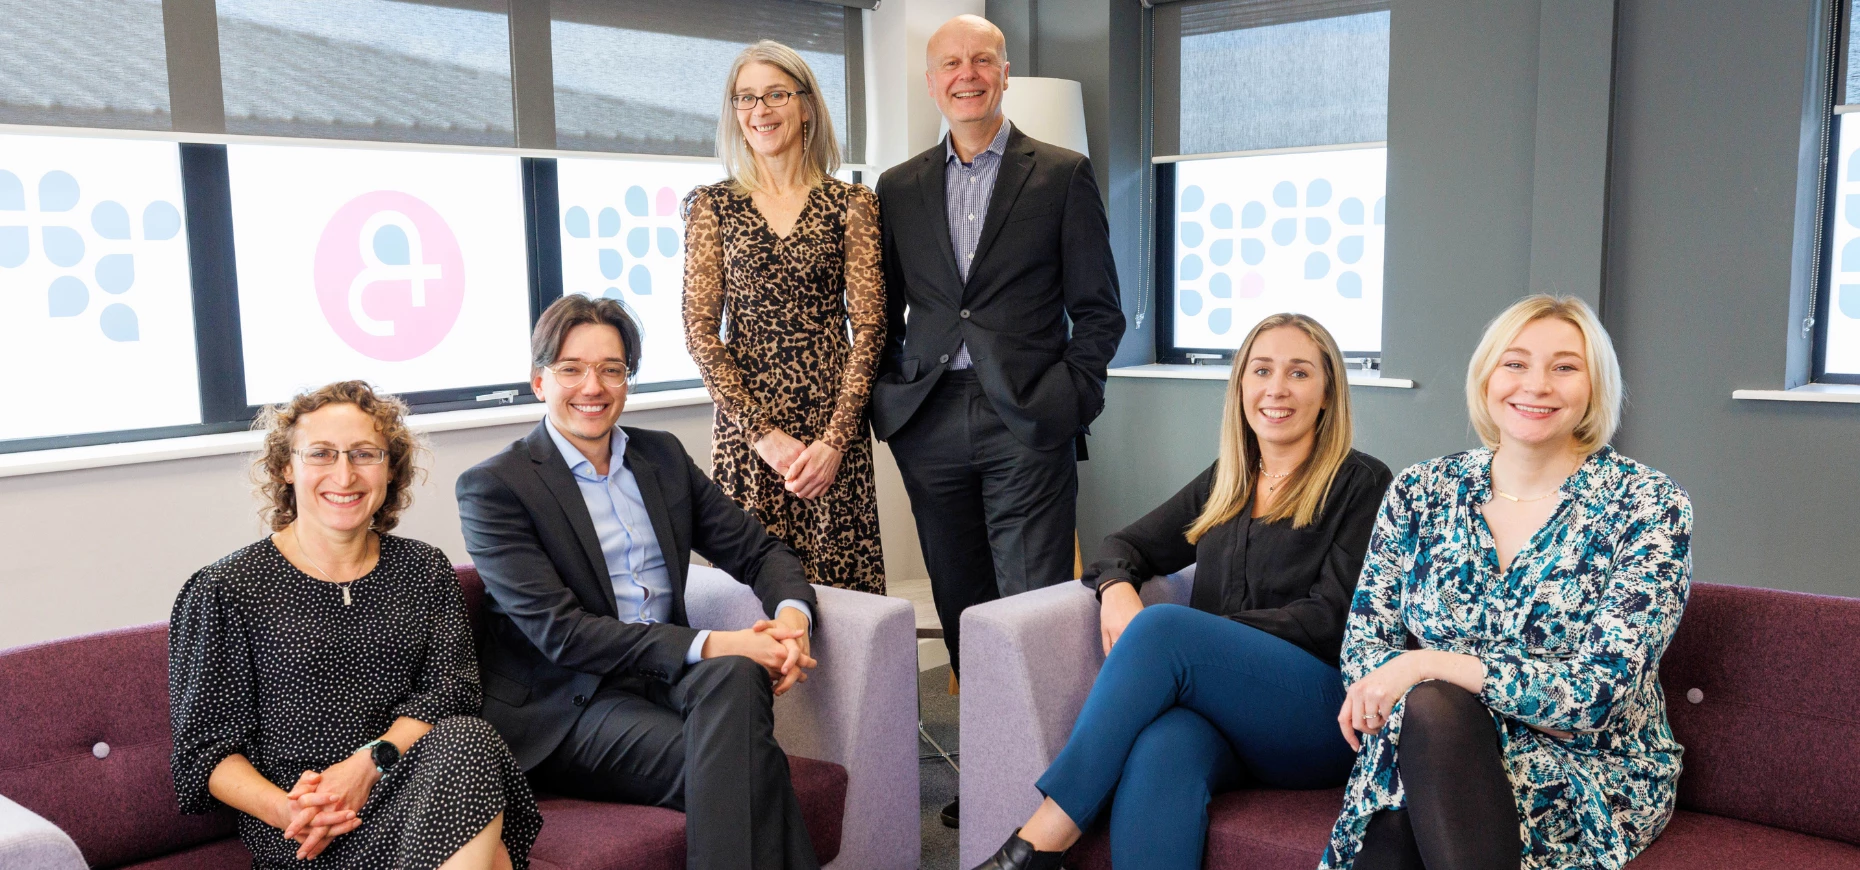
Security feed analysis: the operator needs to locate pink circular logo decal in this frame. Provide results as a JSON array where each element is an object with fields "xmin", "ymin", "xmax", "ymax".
[{"xmin": 313, "ymin": 191, "xmax": 465, "ymax": 361}]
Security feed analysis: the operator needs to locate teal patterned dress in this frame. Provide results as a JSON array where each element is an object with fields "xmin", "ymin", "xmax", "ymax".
[{"xmin": 1321, "ymin": 446, "xmax": 1693, "ymax": 870}]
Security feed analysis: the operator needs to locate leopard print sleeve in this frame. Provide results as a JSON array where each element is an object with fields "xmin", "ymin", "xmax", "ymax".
[
  {"xmin": 823, "ymin": 184, "xmax": 886, "ymax": 451},
  {"xmin": 682, "ymin": 185, "xmax": 771, "ymax": 442}
]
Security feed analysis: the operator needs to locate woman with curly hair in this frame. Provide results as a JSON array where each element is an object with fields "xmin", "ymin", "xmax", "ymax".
[{"xmin": 167, "ymin": 381, "xmax": 542, "ymax": 870}]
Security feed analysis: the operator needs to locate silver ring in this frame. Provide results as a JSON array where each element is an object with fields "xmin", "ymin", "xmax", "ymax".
[{"xmin": 1365, "ymin": 710, "xmax": 1379, "ymax": 720}]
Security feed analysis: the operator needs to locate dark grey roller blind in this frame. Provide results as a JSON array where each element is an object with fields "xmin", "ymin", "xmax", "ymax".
[
  {"xmin": 550, "ymin": 0, "xmax": 857, "ymax": 159},
  {"xmin": 1169, "ymin": 0, "xmax": 1389, "ymax": 155},
  {"xmin": 216, "ymin": 0, "xmax": 517, "ymax": 147},
  {"xmin": 0, "ymin": 0, "xmax": 172, "ymax": 130}
]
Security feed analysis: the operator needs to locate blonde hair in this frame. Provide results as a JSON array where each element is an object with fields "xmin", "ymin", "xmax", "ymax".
[
  {"xmin": 717, "ymin": 40, "xmax": 841, "ymax": 194},
  {"xmin": 1465, "ymin": 294, "xmax": 1623, "ymax": 454},
  {"xmin": 1186, "ymin": 314, "xmax": 1357, "ymax": 541}
]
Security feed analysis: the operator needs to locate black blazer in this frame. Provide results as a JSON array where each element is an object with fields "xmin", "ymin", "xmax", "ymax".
[
  {"xmin": 456, "ymin": 422, "xmax": 815, "ymax": 770},
  {"xmin": 1081, "ymin": 450, "xmax": 1394, "ymax": 666},
  {"xmin": 871, "ymin": 125, "xmax": 1126, "ymax": 451}
]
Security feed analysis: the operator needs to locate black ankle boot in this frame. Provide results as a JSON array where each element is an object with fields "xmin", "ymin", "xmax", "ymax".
[{"xmin": 969, "ymin": 828, "xmax": 1065, "ymax": 870}]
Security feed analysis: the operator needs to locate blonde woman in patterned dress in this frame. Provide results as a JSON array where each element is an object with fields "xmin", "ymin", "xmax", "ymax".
[
  {"xmin": 1323, "ymin": 295, "xmax": 1693, "ymax": 870},
  {"xmin": 683, "ymin": 40, "xmax": 886, "ymax": 594}
]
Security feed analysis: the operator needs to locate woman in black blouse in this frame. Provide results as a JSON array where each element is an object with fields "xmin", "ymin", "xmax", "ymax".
[
  {"xmin": 973, "ymin": 315, "xmax": 1393, "ymax": 870},
  {"xmin": 168, "ymin": 381, "xmax": 541, "ymax": 870}
]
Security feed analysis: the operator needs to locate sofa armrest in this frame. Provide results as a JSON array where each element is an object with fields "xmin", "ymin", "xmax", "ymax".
[
  {"xmin": 683, "ymin": 567, "xmax": 920, "ymax": 870},
  {"xmin": 0, "ymin": 795, "xmax": 85, "ymax": 870},
  {"xmin": 958, "ymin": 569, "xmax": 1194, "ymax": 867}
]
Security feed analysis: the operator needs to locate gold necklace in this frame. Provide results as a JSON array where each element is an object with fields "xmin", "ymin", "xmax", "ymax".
[
  {"xmin": 1257, "ymin": 461, "xmax": 1295, "ymax": 493},
  {"xmin": 292, "ymin": 525, "xmax": 362, "ymax": 606}
]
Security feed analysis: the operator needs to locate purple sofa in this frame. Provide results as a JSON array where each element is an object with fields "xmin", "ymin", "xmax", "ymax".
[
  {"xmin": 0, "ymin": 564, "xmax": 921, "ymax": 870},
  {"xmin": 960, "ymin": 569, "xmax": 1860, "ymax": 869}
]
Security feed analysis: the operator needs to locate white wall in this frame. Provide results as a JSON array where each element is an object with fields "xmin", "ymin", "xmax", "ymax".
[{"xmin": 0, "ymin": 401, "xmax": 930, "ymax": 649}]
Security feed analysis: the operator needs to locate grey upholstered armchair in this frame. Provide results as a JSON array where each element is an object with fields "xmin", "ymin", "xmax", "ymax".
[{"xmin": 956, "ymin": 567, "xmax": 1196, "ymax": 867}]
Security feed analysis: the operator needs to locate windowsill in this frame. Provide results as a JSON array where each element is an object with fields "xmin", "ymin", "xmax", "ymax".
[
  {"xmin": 1108, "ymin": 363, "xmax": 1417, "ymax": 389},
  {"xmin": 1730, "ymin": 383, "xmax": 1860, "ymax": 404},
  {"xmin": 0, "ymin": 388, "xmax": 714, "ymax": 480}
]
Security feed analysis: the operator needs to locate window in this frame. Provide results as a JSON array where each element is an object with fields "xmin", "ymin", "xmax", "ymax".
[
  {"xmin": 555, "ymin": 157, "xmax": 729, "ymax": 386},
  {"xmin": 550, "ymin": 0, "xmax": 860, "ymax": 160},
  {"xmin": 0, "ymin": 131, "xmax": 199, "ymax": 441},
  {"xmin": 0, "ymin": 1, "xmax": 872, "ymax": 455},
  {"xmin": 1816, "ymin": 1, "xmax": 1860, "ymax": 381},
  {"xmin": 225, "ymin": 143, "xmax": 533, "ymax": 405},
  {"xmin": 217, "ymin": 0, "xmax": 516, "ymax": 146},
  {"xmin": 0, "ymin": 0, "xmax": 172, "ymax": 131},
  {"xmin": 1170, "ymin": 145, "xmax": 1386, "ymax": 354},
  {"xmin": 1153, "ymin": 0, "xmax": 1390, "ymax": 361}
]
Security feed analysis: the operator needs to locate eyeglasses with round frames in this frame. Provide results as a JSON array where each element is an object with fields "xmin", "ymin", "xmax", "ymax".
[
  {"xmin": 731, "ymin": 89, "xmax": 808, "ymax": 111},
  {"xmin": 545, "ymin": 360, "xmax": 631, "ymax": 389},
  {"xmin": 293, "ymin": 447, "xmax": 388, "ymax": 466}
]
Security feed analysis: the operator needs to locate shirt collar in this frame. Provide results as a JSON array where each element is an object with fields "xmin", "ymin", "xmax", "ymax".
[
  {"xmin": 544, "ymin": 417, "xmax": 628, "ymax": 481},
  {"xmin": 946, "ymin": 118, "xmax": 1012, "ymax": 166}
]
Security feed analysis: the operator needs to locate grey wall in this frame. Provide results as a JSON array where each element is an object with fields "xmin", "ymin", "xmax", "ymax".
[
  {"xmin": 1076, "ymin": 0, "xmax": 1860, "ymax": 599},
  {"xmin": 1606, "ymin": 0, "xmax": 1860, "ymax": 596}
]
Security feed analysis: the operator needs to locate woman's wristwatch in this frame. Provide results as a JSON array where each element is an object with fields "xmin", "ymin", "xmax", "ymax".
[{"xmin": 356, "ymin": 739, "xmax": 400, "ymax": 774}]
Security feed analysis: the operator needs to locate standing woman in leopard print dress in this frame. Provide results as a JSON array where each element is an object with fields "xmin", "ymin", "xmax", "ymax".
[{"xmin": 683, "ymin": 40, "xmax": 887, "ymax": 594}]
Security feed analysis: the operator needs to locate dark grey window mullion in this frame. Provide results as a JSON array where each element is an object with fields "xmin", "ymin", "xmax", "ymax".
[
  {"xmin": 509, "ymin": 0, "xmax": 558, "ymax": 149},
  {"xmin": 161, "ymin": 0, "xmax": 227, "ymax": 133},
  {"xmin": 845, "ymin": 6, "xmax": 866, "ymax": 164}
]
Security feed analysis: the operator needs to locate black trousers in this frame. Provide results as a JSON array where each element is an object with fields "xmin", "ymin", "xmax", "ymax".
[
  {"xmin": 530, "ymin": 656, "xmax": 819, "ymax": 870},
  {"xmin": 888, "ymin": 370, "xmax": 1079, "ymax": 677}
]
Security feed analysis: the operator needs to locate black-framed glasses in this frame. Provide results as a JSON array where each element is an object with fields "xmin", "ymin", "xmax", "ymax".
[
  {"xmin": 545, "ymin": 360, "xmax": 630, "ymax": 389},
  {"xmin": 294, "ymin": 447, "xmax": 388, "ymax": 466},
  {"xmin": 730, "ymin": 89, "xmax": 808, "ymax": 111}
]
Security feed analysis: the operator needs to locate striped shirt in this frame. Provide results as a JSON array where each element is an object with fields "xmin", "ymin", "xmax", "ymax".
[{"xmin": 944, "ymin": 119, "xmax": 1013, "ymax": 370}]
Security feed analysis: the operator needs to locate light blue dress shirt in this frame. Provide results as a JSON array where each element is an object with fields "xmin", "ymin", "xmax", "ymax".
[
  {"xmin": 545, "ymin": 420, "xmax": 810, "ymax": 665},
  {"xmin": 943, "ymin": 119, "xmax": 1013, "ymax": 369}
]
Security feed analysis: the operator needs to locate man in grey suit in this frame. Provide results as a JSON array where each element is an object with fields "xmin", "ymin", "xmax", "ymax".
[{"xmin": 871, "ymin": 12, "xmax": 1125, "ymax": 785}]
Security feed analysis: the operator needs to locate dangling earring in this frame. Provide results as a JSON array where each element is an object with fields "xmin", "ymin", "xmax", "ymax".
[{"xmin": 802, "ymin": 119, "xmax": 811, "ymax": 145}]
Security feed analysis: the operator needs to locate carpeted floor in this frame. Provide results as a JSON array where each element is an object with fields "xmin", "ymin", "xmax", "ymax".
[{"xmin": 919, "ymin": 664, "xmax": 961, "ymax": 869}]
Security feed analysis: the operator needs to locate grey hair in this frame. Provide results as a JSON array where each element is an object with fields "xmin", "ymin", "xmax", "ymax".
[{"xmin": 716, "ymin": 40, "xmax": 841, "ymax": 194}]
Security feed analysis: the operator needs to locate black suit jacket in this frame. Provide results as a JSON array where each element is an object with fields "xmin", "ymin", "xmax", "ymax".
[
  {"xmin": 456, "ymin": 422, "xmax": 815, "ymax": 771},
  {"xmin": 871, "ymin": 125, "xmax": 1126, "ymax": 452}
]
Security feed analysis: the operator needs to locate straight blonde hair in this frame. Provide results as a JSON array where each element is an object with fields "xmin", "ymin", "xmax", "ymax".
[
  {"xmin": 1465, "ymin": 294, "xmax": 1623, "ymax": 454},
  {"xmin": 716, "ymin": 40, "xmax": 841, "ymax": 195},
  {"xmin": 1186, "ymin": 314, "xmax": 1357, "ymax": 542}
]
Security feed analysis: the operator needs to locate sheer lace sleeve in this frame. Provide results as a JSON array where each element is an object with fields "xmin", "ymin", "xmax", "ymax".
[
  {"xmin": 682, "ymin": 186, "xmax": 773, "ymax": 441},
  {"xmin": 824, "ymin": 184, "xmax": 886, "ymax": 450}
]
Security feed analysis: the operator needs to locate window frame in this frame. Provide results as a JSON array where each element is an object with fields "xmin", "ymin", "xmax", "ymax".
[
  {"xmin": 0, "ymin": 0, "xmax": 871, "ymax": 456},
  {"xmin": 1813, "ymin": 0, "xmax": 1860, "ymax": 384},
  {"xmin": 1149, "ymin": 0, "xmax": 1392, "ymax": 366}
]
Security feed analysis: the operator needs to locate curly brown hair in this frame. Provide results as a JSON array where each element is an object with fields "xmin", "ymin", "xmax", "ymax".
[{"xmin": 252, "ymin": 380, "xmax": 426, "ymax": 533}]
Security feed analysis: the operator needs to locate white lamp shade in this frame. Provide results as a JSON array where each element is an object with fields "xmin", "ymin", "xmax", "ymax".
[{"xmin": 938, "ymin": 77, "xmax": 1090, "ymax": 161}]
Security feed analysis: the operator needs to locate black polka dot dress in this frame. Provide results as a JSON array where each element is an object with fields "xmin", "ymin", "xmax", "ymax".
[{"xmin": 168, "ymin": 534, "xmax": 542, "ymax": 870}]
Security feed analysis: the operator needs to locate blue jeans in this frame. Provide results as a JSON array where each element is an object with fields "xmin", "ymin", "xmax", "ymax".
[{"xmin": 1035, "ymin": 604, "xmax": 1356, "ymax": 869}]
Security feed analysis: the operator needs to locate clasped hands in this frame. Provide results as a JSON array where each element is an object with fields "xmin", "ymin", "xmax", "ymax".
[
  {"xmin": 754, "ymin": 428, "xmax": 842, "ymax": 500},
  {"xmin": 703, "ymin": 607, "xmax": 818, "ymax": 696},
  {"xmin": 273, "ymin": 749, "xmax": 381, "ymax": 860}
]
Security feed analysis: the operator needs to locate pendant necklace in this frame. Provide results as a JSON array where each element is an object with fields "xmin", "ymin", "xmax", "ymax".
[
  {"xmin": 1258, "ymin": 461, "xmax": 1294, "ymax": 493},
  {"xmin": 1491, "ymin": 451, "xmax": 1579, "ymax": 503},
  {"xmin": 294, "ymin": 525, "xmax": 357, "ymax": 606}
]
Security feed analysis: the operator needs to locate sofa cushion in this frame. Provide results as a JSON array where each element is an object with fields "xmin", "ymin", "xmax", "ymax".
[
  {"xmin": 1629, "ymin": 810, "xmax": 1860, "ymax": 869},
  {"xmin": 528, "ymin": 754, "xmax": 846, "ymax": 870},
  {"xmin": 110, "ymin": 754, "xmax": 847, "ymax": 870},
  {"xmin": 1660, "ymin": 583, "xmax": 1860, "ymax": 845},
  {"xmin": 0, "ymin": 624, "xmax": 235, "ymax": 869},
  {"xmin": 117, "ymin": 837, "xmax": 249, "ymax": 870},
  {"xmin": 1064, "ymin": 788, "xmax": 1343, "ymax": 870}
]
